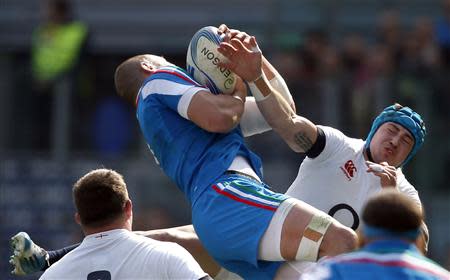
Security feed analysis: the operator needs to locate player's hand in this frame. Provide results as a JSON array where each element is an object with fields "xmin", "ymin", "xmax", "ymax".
[
  {"xmin": 217, "ymin": 37, "xmax": 262, "ymax": 82},
  {"xmin": 218, "ymin": 24, "xmax": 255, "ymax": 50},
  {"xmin": 366, "ymin": 161, "xmax": 397, "ymax": 188}
]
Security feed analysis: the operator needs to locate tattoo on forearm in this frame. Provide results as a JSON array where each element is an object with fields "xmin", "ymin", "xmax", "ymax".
[{"xmin": 294, "ymin": 132, "xmax": 313, "ymax": 151}]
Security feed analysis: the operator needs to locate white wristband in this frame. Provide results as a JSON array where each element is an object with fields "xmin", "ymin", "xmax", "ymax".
[{"xmin": 247, "ymin": 73, "xmax": 270, "ymax": 102}]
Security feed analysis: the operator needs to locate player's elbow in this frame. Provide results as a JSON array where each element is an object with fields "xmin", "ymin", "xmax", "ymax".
[{"xmin": 271, "ymin": 120, "xmax": 303, "ymax": 153}]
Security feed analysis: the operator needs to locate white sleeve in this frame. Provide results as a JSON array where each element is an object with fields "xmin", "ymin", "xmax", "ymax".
[
  {"xmin": 177, "ymin": 86, "xmax": 205, "ymax": 120},
  {"xmin": 311, "ymin": 126, "xmax": 348, "ymax": 162},
  {"xmin": 240, "ymin": 97, "xmax": 272, "ymax": 137},
  {"xmin": 270, "ymin": 72, "xmax": 294, "ymax": 107},
  {"xmin": 140, "ymin": 79, "xmax": 205, "ymax": 120},
  {"xmin": 159, "ymin": 243, "xmax": 208, "ymax": 280},
  {"xmin": 240, "ymin": 74, "xmax": 294, "ymax": 137}
]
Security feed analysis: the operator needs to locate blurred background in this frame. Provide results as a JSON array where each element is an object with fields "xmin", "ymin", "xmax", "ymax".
[{"xmin": 1, "ymin": 0, "xmax": 450, "ymax": 278}]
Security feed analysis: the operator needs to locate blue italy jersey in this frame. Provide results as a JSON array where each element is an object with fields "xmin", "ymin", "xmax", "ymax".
[
  {"xmin": 301, "ymin": 240, "xmax": 449, "ymax": 280},
  {"xmin": 136, "ymin": 66, "xmax": 263, "ymax": 204}
]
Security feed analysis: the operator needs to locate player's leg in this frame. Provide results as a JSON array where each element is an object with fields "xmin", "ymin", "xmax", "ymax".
[
  {"xmin": 9, "ymin": 232, "xmax": 79, "ymax": 275},
  {"xmin": 259, "ymin": 198, "xmax": 357, "ymax": 262},
  {"xmin": 192, "ymin": 174, "xmax": 289, "ymax": 279}
]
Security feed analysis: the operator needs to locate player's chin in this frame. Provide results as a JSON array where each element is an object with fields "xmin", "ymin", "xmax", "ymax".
[{"xmin": 383, "ymin": 156, "xmax": 400, "ymax": 167}]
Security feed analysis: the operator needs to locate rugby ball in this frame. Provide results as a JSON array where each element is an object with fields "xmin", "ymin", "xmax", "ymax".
[{"xmin": 186, "ymin": 26, "xmax": 237, "ymax": 94}]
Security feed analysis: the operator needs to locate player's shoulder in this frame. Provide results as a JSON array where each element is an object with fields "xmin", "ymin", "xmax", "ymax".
[
  {"xmin": 319, "ymin": 126, "xmax": 353, "ymax": 143},
  {"xmin": 395, "ymin": 169, "xmax": 421, "ymax": 204},
  {"xmin": 318, "ymin": 125, "xmax": 364, "ymax": 154},
  {"xmin": 139, "ymin": 66, "xmax": 206, "ymax": 101},
  {"xmin": 150, "ymin": 66, "xmax": 203, "ymax": 86},
  {"xmin": 396, "ymin": 169, "xmax": 416, "ymax": 191},
  {"xmin": 129, "ymin": 233, "xmax": 186, "ymax": 252}
]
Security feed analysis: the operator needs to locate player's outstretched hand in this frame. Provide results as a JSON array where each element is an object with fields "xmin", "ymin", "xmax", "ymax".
[
  {"xmin": 218, "ymin": 24, "xmax": 255, "ymax": 50},
  {"xmin": 366, "ymin": 161, "xmax": 397, "ymax": 188},
  {"xmin": 217, "ymin": 37, "xmax": 262, "ymax": 82}
]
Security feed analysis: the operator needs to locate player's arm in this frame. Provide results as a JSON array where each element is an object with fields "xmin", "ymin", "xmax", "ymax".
[
  {"xmin": 218, "ymin": 24, "xmax": 295, "ymax": 112},
  {"xmin": 218, "ymin": 25, "xmax": 296, "ymax": 138},
  {"xmin": 218, "ymin": 37, "xmax": 318, "ymax": 153},
  {"xmin": 187, "ymin": 77, "xmax": 247, "ymax": 133},
  {"xmin": 135, "ymin": 225, "xmax": 221, "ymax": 277},
  {"xmin": 261, "ymin": 55, "xmax": 296, "ymax": 112},
  {"xmin": 239, "ymin": 59, "xmax": 296, "ymax": 137}
]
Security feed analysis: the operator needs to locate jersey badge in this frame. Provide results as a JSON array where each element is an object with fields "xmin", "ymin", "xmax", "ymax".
[{"xmin": 340, "ymin": 160, "xmax": 357, "ymax": 181}]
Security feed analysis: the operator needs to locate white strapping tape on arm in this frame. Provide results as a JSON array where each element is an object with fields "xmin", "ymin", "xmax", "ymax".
[
  {"xmin": 296, "ymin": 213, "xmax": 333, "ymax": 262},
  {"xmin": 269, "ymin": 73, "xmax": 294, "ymax": 106},
  {"xmin": 247, "ymin": 73, "xmax": 270, "ymax": 102}
]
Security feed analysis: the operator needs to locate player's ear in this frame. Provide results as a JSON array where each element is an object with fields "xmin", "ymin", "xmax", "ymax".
[
  {"xmin": 74, "ymin": 213, "xmax": 81, "ymax": 225},
  {"xmin": 124, "ymin": 200, "xmax": 133, "ymax": 219},
  {"xmin": 140, "ymin": 61, "xmax": 153, "ymax": 73}
]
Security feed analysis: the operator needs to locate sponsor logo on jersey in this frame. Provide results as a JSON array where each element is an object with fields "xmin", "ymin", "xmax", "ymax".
[{"xmin": 340, "ymin": 160, "xmax": 357, "ymax": 180}]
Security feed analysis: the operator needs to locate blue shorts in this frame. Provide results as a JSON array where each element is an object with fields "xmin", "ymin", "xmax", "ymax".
[{"xmin": 192, "ymin": 173, "xmax": 289, "ymax": 280}]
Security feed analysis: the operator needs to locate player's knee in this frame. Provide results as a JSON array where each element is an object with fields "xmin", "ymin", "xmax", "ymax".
[
  {"xmin": 319, "ymin": 224, "xmax": 357, "ymax": 258},
  {"xmin": 338, "ymin": 226, "xmax": 358, "ymax": 252}
]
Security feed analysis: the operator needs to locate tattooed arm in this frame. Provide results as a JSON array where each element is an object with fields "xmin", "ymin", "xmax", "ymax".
[
  {"xmin": 217, "ymin": 29, "xmax": 318, "ymax": 153},
  {"xmin": 253, "ymin": 90, "xmax": 318, "ymax": 153}
]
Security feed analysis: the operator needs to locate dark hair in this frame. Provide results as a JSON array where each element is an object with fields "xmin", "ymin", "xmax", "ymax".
[
  {"xmin": 363, "ymin": 190, "xmax": 423, "ymax": 233},
  {"xmin": 73, "ymin": 169, "xmax": 129, "ymax": 228},
  {"xmin": 48, "ymin": 0, "xmax": 73, "ymax": 22}
]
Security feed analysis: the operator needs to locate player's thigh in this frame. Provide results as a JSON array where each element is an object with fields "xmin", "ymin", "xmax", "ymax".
[
  {"xmin": 279, "ymin": 199, "xmax": 321, "ymax": 259},
  {"xmin": 279, "ymin": 199, "xmax": 356, "ymax": 260}
]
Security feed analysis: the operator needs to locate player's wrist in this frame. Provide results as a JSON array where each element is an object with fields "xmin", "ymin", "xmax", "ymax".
[
  {"xmin": 248, "ymin": 72, "xmax": 271, "ymax": 101},
  {"xmin": 232, "ymin": 94, "xmax": 245, "ymax": 104}
]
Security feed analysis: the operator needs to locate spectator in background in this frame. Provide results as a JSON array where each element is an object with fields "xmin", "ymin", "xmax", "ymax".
[
  {"xmin": 300, "ymin": 190, "xmax": 450, "ymax": 280},
  {"xmin": 29, "ymin": 0, "xmax": 88, "ymax": 151},
  {"xmin": 296, "ymin": 28, "xmax": 336, "ymax": 125},
  {"xmin": 435, "ymin": 0, "xmax": 450, "ymax": 68},
  {"xmin": 376, "ymin": 10, "xmax": 403, "ymax": 69},
  {"xmin": 414, "ymin": 17, "xmax": 441, "ymax": 71},
  {"xmin": 32, "ymin": 0, "xmax": 88, "ymax": 87}
]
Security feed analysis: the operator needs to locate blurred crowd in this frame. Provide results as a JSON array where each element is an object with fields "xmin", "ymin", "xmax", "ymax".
[{"xmin": 273, "ymin": 8, "xmax": 450, "ymax": 137}]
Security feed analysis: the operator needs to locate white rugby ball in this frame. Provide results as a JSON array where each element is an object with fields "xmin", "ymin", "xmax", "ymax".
[{"xmin": 186, "ymin": 26, "xmax": 237, "ymax": 94}]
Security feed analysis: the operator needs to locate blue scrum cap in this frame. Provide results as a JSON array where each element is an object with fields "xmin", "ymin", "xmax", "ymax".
[{"xmin": 365, "ymin": 104, "xmax": 426, "ymax": 167}]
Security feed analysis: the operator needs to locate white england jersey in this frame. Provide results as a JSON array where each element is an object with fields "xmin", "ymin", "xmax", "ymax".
[
  {"xmin": 39, "ymin": 229, "xmax": 207, "ymax": 280},
  {"xmin": 281, "ymin": 126, "xmax": 422, "ymax": 277},
  {"xmin": 286, "ymin": 125, "xmax": 421, "ymax": 230}
]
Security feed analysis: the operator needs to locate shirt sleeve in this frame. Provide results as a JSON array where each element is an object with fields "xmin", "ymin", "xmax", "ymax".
[
  {"xmin": 311, "ymin": 126, "xmax": 348, "ymax": 162},
  {"xmin": 140, "ymin": 76, "xmax": 206, "ymax": 120},
  {"xmin": 240, "ymin": 97, "xmax": 272, "ymax": 137}
]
